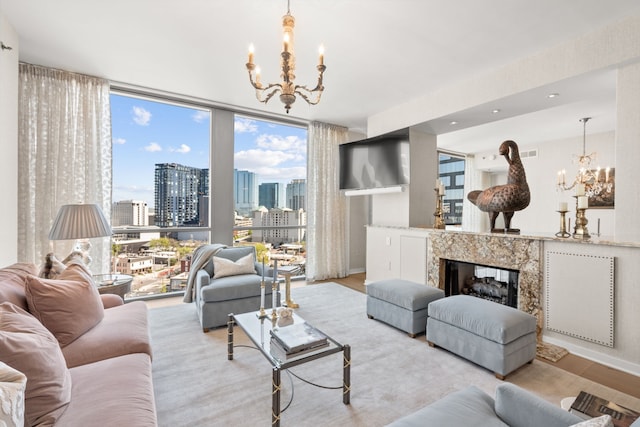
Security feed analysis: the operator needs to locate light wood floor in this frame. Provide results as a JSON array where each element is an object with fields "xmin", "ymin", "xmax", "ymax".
[
  {"xmin": 318, "ymin": 273, "xmax": 640, "ymax": 400},
  {"xmin": 148, "ymin": 272, "xmax": 640, "ymax": 400}
]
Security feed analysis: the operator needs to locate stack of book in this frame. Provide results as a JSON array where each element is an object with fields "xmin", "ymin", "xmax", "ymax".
[
  {"xmin": 269, "ymin": 322, "xmax": 329, "ymax": 361},
  {"xmin": 570, "ymin": 391, "xmax": 640, "ymax": 427}
]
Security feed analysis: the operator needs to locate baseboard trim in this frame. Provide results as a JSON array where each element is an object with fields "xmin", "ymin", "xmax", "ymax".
[{"xmin": 543, "ymin": 336, "xmax": 640, "ymax": 377}]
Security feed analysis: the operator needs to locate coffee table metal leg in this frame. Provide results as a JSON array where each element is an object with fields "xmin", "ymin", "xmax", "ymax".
[
  {"xmin": 272, "ymin": 367, "xmax": 281, "ymax": 426},
  {"xmin": 227, "ymin": 314, "xmax": 234, "ymax": 361},
  {"xmin": 343, "ymin": 344, "xmax": 351, "ymax": 404}
]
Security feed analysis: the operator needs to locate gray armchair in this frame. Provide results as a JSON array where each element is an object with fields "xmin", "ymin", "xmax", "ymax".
[{"xmin": 193, "ymin": 245, "xmax": 279, "ymax": 332}]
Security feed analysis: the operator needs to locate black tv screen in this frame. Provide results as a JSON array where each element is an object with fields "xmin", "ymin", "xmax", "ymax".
[{"xmin": 339, "ymin": 129, "xmax": 410, "ymax": 191}]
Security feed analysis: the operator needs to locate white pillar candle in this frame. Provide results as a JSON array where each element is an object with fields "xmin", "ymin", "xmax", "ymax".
[
  {"xmin": 272, "ymin": 259, "xmax": 278, "ymax": 309},
  {"xmin": 558, "ymin": 202, "xmax": 568, "ymax": 211},
  {"xmin": 576, "ymin": 183, "xmax": 585, "ymax": 196},
  {"xmin": 577, "ymin": 195, "xmax": 588, "ymax": 209}
]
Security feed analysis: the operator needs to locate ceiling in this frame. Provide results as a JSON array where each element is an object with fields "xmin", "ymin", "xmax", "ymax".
[{"xmin": 2, "ymin": 0, "xmax": 639, "ymax": 153}]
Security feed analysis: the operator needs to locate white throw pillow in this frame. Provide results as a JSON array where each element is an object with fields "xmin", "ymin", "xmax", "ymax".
[
  {"xmin": 570, "ymin": 415, "xmax": 614, "ymax": 427},
  {"xmin": 0, "ymin": 361, "xmax": 27, "ymax": 427},
  {"xmin": 212, "ymin": 253, "xmax": 256, "ymax": 279}
]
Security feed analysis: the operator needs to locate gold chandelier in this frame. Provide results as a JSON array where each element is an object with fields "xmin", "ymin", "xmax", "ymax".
[
  {"xmin": 556, "ymin": 117, "xmax": 612, "ymax": 197},
  {"xmin": 246, "ymin": 0, "xmax": 326, "ymax": 114}
]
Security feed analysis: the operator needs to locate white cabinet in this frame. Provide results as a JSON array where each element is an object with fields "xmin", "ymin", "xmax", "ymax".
[{"xmin": 366, "ymin": 226, "xmax": 428, "ymax": 284}]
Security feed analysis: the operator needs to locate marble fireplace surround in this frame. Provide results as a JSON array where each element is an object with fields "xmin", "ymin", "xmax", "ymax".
[{"xmin": 427, "ymin": 230, "xmax": 543, "ymax": 334}]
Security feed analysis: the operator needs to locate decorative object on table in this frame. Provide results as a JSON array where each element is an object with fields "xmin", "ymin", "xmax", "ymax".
[
  {"xmin": 433, "ymin": 179, "xmax": 446, "ymax": 229},
  {"xmin": 573, "ymin": 189, "xmax": 591, "ymax": 239},
  {"xmin": 278, "ymin": 264, "xmax": 301, "ymax": 308},
  {"xmin": 245, "ymin": 0, "xmax": 326, "ymax": 114},
  {"xmin": 277, "ymin": 307, "xmax": 294, "ymax": 327},
  {"xmin": 48, "ymin": 204, "xmax": 112, "ymax": 267},
  {"xmin": 555, "ymin": 201, "xmax": 570, "ymax": 238},
  {"xmin": 570, "ymin": 390, "xmax": 639, "ymax": 426},
  {"xmin": 270, "ymin": 322, "xmax": 328, "ymax": 355},
  {"xmin": 467, "ymin": 140, "xmax": 530, "ymax": 233},
  {"xmin": 556, "ymin": 118, "xmax": 614, "ymax": 208}
]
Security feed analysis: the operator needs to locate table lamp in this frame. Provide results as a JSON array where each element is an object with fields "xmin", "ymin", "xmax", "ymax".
[{"xmin": 48, "ymin": 203, "xmax": 112, "ymax": 265}]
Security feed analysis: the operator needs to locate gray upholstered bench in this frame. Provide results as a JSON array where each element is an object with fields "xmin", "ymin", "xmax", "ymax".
[
  {"xmin": 366, "ymin": 279, "xmax": 445, "ymax": 337},
  {"xmin": 426, "ymin": 295, "xmax": 537, "ymax": 379}
]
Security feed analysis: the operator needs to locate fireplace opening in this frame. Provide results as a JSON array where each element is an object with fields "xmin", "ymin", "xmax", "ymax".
[{"xmin": 444, "ymin": 260, "xmax": 519, "ymax": 308}]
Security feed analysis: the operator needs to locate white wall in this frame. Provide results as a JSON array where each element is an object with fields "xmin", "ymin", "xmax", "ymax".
[{"xmin": 0, "ymin": 7, "xmax": 19, "ymax": 265}]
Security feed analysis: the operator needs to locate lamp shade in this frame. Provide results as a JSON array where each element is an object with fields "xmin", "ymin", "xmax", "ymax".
[{"xmin": 48, "ymin": 204, "xmax": 112, "ymax": 240}]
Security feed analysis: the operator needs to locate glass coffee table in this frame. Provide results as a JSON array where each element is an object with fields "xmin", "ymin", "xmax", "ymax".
[{"xmin": 228, "ymin": 310, "xmax": 351, "ymax": 427}]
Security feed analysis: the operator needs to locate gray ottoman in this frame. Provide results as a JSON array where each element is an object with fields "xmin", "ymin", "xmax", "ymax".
[
  {"xmin": 367, "ymin": 279, "xmax": 445, "ymax": 337},
  {"xmin": 426, "ymin": 295, "xmax": 537, "ymax": 379}
]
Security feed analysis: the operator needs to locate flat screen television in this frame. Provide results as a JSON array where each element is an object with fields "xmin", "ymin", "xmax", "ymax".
[{"xmin": 339, "ymin": 128, "xmax": 410, "ymax": 191}]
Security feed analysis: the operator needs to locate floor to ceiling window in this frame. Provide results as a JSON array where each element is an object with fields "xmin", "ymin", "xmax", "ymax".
[
  {"xmin": 438, "ymin": 152, "xmax": 466, "ymax": 225},
  {"xmin": 233, "ymin": 115, "xmax": 308, "ymax": 272},
  {"xmin": 110, "ymin": 92, "xmax": 211, "ymax": 298}
]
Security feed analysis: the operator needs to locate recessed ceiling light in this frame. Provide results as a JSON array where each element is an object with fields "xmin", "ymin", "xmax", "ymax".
[
  {"xmin": 548, "ymin": 93, "xmax": 560, "ymax": 98},
  {"xmin": 492, "ymin": 109, "xmax": 501, "ymax": 114},
  {"xmin": 449, "ymin": 121, "xmax": 458, "ymax": 125}
]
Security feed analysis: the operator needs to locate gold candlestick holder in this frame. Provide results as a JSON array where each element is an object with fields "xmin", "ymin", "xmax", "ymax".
[
  {"xmin": 573, "ymin": 196, "xmax": 590, "ymax": 239},
  {"xmin": 433, "ymin": 189, "xmax": 445, "ymax": 229},
  {"xmin": 555, "ymin": 210, "xmax": 570, "ymax": 238}
]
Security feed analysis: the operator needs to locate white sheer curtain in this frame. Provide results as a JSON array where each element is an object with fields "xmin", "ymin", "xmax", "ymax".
[
  {"xmin": 18, "ymin": 63, "xmax": 112, "ymax": 273},
  {"xmin": 306, "ymin": 121, "xmax": 349, "ymax": 281},
  {"xmin": 462, "ymin": 154, "xmax": 490, "ymax": 232}
]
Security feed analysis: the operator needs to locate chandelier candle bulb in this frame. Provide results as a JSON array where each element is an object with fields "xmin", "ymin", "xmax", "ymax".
[
  {"xmin": 319, "ymin": 45, "xmax": 324, "ymax": 65},
  {"xmin": 248, "ymin": 45, "xmax": 254, "ymax": 64}
]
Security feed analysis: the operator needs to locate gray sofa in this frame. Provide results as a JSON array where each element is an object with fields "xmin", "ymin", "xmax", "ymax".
[
  {"xmin": 388, "ymin": 383, "xmax": 584, "ymax": 427},
  {"xmin": 193, "ymin": 246, "xmax": 279, "ymax": 331}
]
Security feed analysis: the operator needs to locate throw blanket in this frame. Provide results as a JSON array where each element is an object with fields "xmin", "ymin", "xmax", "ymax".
[{"xmin": 183, "ymin": 243, "xmax": 227, "ymax": 303}]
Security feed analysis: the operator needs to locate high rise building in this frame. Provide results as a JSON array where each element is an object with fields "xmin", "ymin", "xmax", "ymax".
[
  {"xmin": 112, "ymin": 200, "xmax": 149, "ymax": 226},
  {"xmin": 234, "ymin": 169, "xmax": 258, "ymax": 216},
  {"xmin": 286, "ymin": 179, "xmax": 306, "ymax": 211},
  {"xmin": 154, "ymin": 163, "xmax": 208, "ymax": 227},
  {"xmin": 259, "ymin": 182, "xmax": 284, "ymax": 209},
  {"xmin": 252, "ymin": 208, "xmax": 306, "ymax": 244}
]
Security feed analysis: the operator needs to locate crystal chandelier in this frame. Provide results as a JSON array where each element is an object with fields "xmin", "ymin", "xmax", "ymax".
[
  {"xmin": 246, "ymin": 0, "xmax": 326, "ymax": 114},
  {"xmin": 556, "ymin": 117, "xmax": 612, "ymax": 197}
]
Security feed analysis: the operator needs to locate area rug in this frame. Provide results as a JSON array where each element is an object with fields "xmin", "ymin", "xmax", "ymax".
[{"xmin": 149, "ymin": 283, "xmax": 640, "ymax": 427}]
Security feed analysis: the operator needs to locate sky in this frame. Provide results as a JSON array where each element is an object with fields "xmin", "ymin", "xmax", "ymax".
[{"xmin": 111, "ymin": 94, "xmax": 307, "ymax": 209}]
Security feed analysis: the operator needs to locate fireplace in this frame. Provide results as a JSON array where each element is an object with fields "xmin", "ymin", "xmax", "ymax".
[
  {"xmin": 444, "ymin": 260, "xmax": 519, "ymax": 308},
  {"xmin": 427, "ymin": 230, "xmax": 542, "ymax": 334}
]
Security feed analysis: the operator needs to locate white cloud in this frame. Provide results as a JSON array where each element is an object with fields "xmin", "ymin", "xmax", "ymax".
[
  {"xmin": 235, "ymin": 148, "xmax": 296, "ymax": 167},
  {"xmin": 144, "ymin": 142, "xmax": 162, "ymax": 152},
  {"xmin": 132, "ymin": 106, "xmax": 151, "ymax": 126},
  {"xmin": 113, "ymin": 137, "xmax": 126, "ymax": 145},
  {"xmin": 170, "ymin": 144, "xmax": 191, "ymax": 154},
  {"xmin": 192, "ymin": 111, "xmax": 209, "ymax": 123},
  {"xmin": 234, "ymin": 117, "xmax": 258, "ymax": 133},
  {"xmin": 256, "ymin": 134, "xmax": 306, "ymax": 156}
]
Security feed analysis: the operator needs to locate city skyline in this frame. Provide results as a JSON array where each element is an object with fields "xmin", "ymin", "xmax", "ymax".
[{"xmin": 111, "ymin": 94, "xmax": 308, "ymax": 209}]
